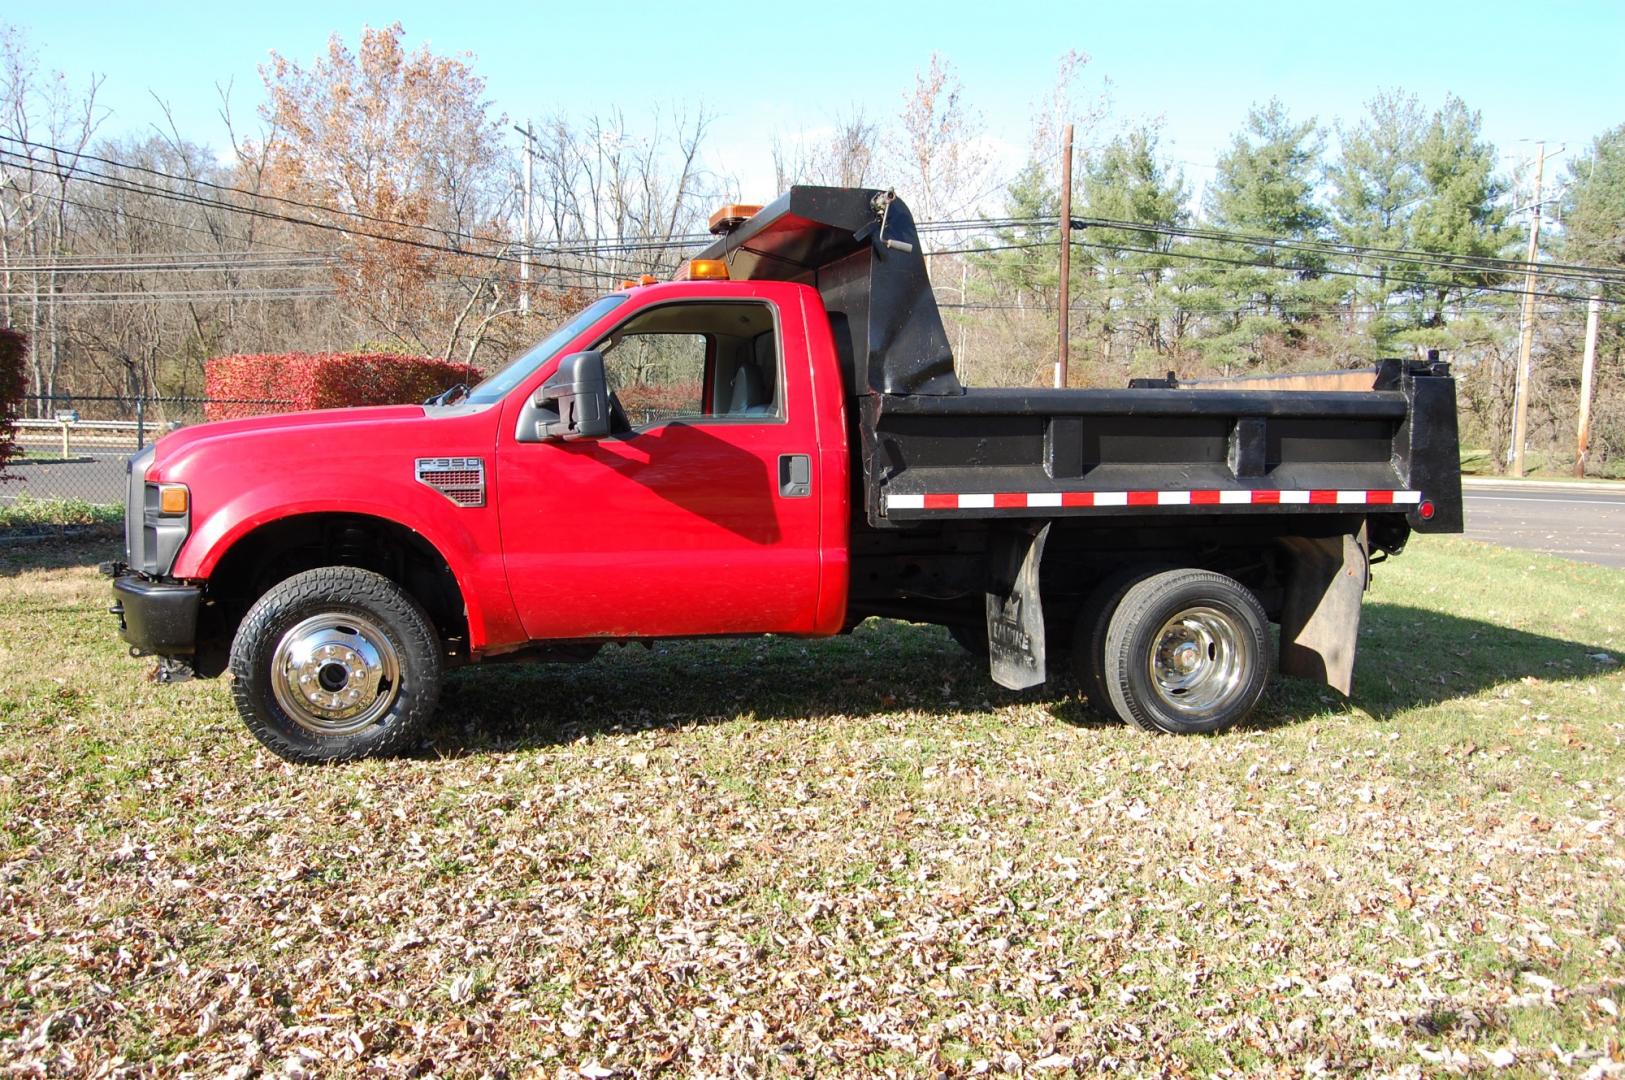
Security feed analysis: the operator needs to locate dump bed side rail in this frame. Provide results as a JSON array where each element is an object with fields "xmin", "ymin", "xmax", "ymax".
[{"xmin": 867, "ymin": 361, "xmax": 1462, "ymax": 535}]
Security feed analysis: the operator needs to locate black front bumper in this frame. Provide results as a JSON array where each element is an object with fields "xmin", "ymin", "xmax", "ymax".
[{"xmin": 109, "ymin": 572, "xmax": 200, "ymax": 655}]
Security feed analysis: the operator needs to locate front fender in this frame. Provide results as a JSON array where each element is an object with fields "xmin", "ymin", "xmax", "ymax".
[{"xmin": 171, "ymin": 484, "xmax": 523, "ymax": 653}]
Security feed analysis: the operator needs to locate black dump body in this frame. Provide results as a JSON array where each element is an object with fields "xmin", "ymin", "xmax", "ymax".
[{"xmin": 698, "ymin": 187, "xmax": 1463, "ymax": 537}]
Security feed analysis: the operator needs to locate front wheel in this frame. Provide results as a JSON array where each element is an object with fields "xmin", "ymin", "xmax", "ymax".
[
  {"xmin": 1093, "ymin": 568, "xmax": 1272, "ymax": 734},
  {"xmin": 229, "ymin": 567, "xmax": 442, "ymax": 763}
]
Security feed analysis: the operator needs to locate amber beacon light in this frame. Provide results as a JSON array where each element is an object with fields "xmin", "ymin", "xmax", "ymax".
[
  {"xmin": 708, "ymin": 203, "xmax": 762, "ymax": 234},
  {"xmin": 673, "ymin": 258, "xmax": 730, "ymax": 282}
]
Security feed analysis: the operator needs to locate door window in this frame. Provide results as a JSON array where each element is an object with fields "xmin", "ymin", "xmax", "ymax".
[{"xmin": 594, "ymin": 302, "xmax": 781, "ymax": 429}]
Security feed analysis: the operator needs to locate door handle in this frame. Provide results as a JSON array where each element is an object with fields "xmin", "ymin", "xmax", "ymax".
[{"xmin": 778, "ymin": 453, "xmax": 812, "ymax": 498}]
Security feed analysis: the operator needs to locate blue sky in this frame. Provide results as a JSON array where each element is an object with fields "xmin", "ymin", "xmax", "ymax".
[{"xmin": 9, "ymin": 0, "xmax": 1623, "ymax": 206}]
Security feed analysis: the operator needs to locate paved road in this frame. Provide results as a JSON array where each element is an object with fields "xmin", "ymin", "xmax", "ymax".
[
  {"xmin": 1463, "ymin": 483, "xmax": 1625, "ymax": 570},
  {"xmin": 2, "ymin": 448, "xmax": 131, "ymax": 506}
]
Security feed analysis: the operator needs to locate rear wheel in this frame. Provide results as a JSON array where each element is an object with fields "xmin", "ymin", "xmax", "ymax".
[
  {"xmin": 229, "ymin": 567, "xmax": 442, "ymax": 763},
  {"xmin": 1090, "ymin": 568, "xmax": 1271, "ymax": 734},
  {"xmin": 1072, "ymin": 567, "xmax": 1159, "ymax": 715}
]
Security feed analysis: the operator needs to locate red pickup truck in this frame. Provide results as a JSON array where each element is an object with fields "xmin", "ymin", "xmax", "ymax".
[{"xmin": 109, "ymin": 188, "xmax": 1462, "ymax": 762}]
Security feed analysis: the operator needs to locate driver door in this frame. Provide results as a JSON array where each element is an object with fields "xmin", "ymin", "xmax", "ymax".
[{"xmin": 495, "ymin": 296, "xmax": 824, "ymax": 641}]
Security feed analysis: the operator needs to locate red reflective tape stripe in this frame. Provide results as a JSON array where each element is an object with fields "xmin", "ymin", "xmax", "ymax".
[{"xmin": 904, "ymin": 489, "xmax": 1416, "ymax": 510}]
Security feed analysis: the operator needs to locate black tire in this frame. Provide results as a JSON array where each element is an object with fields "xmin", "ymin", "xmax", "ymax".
[
  {"xmin": 229, "ymin": 567, "xmax": 442, "ymax": 763},
  {"xmin": 947, "ymin": 622, "xmax": 989, "ymax": 657},
  {"xmin": 1095, "ymin": 568, "xmax": 1271, "ymax": 734},
  {"xmin": 1072, "ymin": 567, "xmax": 1161, "ymax": 717}
]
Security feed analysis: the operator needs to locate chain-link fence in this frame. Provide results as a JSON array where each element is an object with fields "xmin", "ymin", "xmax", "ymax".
[{"xmin": 3, "ymin": 394, "xmax": 293, "ymax": 507}]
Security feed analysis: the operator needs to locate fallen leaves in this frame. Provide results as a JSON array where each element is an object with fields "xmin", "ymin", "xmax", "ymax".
[{"xmin": 2, "ymin": 543, "xmax": 1624, "ymax": 1077}]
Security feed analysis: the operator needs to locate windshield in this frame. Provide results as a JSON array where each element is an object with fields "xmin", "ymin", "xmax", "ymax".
[{"xmin": 464, "ymin": 294, "xmax": 627, "ymax": 405}]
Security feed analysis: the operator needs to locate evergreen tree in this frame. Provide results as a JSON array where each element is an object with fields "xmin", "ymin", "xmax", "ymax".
[
  {"xmin": 1404, "ymin": 96, "xmax": 1509, "ymax": 328},
  {"xmin": 973, "ymin": 157, "xmax": 1061, "ymax": 303},
  {"xmin": 1076, "ymin": 127, "xmax": 1190, "ymax": 363},
  {"xmin": 1328, "ymin": 90, "xmax": 1425, "ymax": 349},
  {"xmin": 1559, "ymin": 124, "xmax": 1625, "ymax": 468},
  {"xmin": 1561, "ymin": 123, "xmax": 1625, "ymax": 285},
  {"xmin": 1186, "ymin": 100, "xmax": 1345, "ymax": 371}
]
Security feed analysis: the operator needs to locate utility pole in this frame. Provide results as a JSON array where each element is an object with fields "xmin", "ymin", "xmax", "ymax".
[
  {"xmin": 1575, "ymin": 293, "xmax": 1601, "ymax": 477},
  {"xmin": 1055, "ymin": 123, "xmax": 1074, "ymax": 390},
  {"xmin": 516, "ymin": 121, "xmax": 534, "ymax": 316},
  {"xmin": 1510, "ymin": 141, "xmax": 1545, "ymax": 476}
]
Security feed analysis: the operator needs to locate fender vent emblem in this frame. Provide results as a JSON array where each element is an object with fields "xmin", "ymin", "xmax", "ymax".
[{"xmin": 415, "ymin": 457, "xmax": 485, "ymax": 507}]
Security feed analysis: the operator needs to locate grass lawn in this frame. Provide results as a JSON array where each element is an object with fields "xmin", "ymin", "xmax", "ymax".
[{"xmin": 1, "ymin": 536, "xmax": 1621, "ymax": 1077}]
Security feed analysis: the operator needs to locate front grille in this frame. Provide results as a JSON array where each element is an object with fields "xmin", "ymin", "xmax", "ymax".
[{"xmin": 125, "ymin": 446, "xmax": 155, "ymax": 569}]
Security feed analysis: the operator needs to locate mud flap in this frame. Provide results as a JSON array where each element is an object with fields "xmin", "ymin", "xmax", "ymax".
[
  {"xmin": 985, "ymin": 524, "xmax": 1051, "ymax": 690},
  {"xmin": 1278, "ymin": 527, "xmax": 1369, "ymax": 696}
]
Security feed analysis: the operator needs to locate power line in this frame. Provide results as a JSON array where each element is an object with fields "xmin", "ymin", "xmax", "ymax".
[
  {"xmin": 956, "ymin": 212, "xmax": 1625, "ymax": 289},
  {"xmin": 12, "ymin": 131, "xmax": 1625, "ymax": 289},
  {"xmin": 1062, "ymin": 235, "xmax": 1624, "ymax": 308},
  {"xmin": 0, "ymin": 150, "xmax": 634, "ymax": 284},
  {"xmin": 0, "ymin": 134, "xmax": 520, "ymax": 257},
  {"xmin": 1075, "ymin": 216, "xmax": 1625, "ymax": 289},
  {"xmin": 2, "ymin": 133, "xmax": 719, "ymax": 262}
]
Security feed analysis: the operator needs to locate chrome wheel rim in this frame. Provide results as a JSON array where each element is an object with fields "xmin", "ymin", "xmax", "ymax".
[
  {"xmin": 270, "ymin": 613, "xmax": 401, "ymax": 736},
  {"xmin": 1147, "ymin": 605, "xmax": 1247, "ymax": 715}
]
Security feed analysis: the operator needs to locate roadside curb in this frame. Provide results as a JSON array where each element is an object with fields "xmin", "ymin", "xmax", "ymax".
[{"xmin": 1462, "ymin": 477, "xmax": 1624, "ymax": 495}]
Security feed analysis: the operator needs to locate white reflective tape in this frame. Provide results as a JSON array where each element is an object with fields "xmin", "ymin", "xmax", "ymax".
[{"xmin": 894, "ymin": 488, "xmax": 1423, "ymax": 512}]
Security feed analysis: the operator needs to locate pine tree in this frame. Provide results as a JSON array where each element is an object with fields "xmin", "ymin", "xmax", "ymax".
[
  {"xmin": 1559, "ymin": 124, "xmax": 1625, "ymax": 469},
  {"xmin": 1328, "ymin": 90, "xmax": 1425, "ymax": 350},
  {"xmin": 974, "ymin": 158, "xmax": 1060, "ymax": 303},
  {"xmin": 1404, "ymin": 96, "xmax": 1509, "ymax": 328},
  {"xmin": 1562, "ymin": 123, "xmax": 1625, "ymax": 286},
  {"xmin": 1186, "ymin": 100, "xmax": 1345, "ymax": 372},
  {"xmin": 1076, "ymin": 127, "xmax": 1190, "ymax": 366}
]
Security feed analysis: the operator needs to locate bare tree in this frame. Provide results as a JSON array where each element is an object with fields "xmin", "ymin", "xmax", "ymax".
[
  {"xmin": 891, "ymin": 54, "xmax": 989, "ymax": 225},
  {"xmin": 0, "ymin": 25, "xmax": 105, "ymax": 406}
]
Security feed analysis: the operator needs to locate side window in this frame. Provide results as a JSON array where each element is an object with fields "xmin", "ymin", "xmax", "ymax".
[
  {"xmin": 596, "ymin": 301, "xmax": 782, "ymax": 429},
  {"xmin": 604, "ymin": 332, "xmax": 706, "ymax": 426}
]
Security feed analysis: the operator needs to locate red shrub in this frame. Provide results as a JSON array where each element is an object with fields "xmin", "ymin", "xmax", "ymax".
[
  {"xmin": 203, "ymin": 353, "xmax": 480, "ymax": 421},
  {"xmin": 0, "ymin": 329, "xmax": 26, "ymax": 481}
]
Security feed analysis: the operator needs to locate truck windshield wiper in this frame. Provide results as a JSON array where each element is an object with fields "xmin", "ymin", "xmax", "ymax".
[{"xmin": 424, "ymin": 383, "xmax": 470, "ymax": 407}]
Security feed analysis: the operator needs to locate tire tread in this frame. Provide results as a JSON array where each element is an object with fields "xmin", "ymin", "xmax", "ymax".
[
  {"xmin": 228, "ymin": 566, "xmax": 441, "ymax": 763},
  {"xmin": 1099, "ymin": 568, "xmax": 1272, "ymax": 735}
]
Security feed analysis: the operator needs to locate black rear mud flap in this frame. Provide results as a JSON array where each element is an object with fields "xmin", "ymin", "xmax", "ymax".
[
  {"xmin": 1278, "ymin": 527, "xmax": 1369, "ymax": 696},
  {"xmin": 985, "ymin": 523, "xmax": 1051, "ymax": 690}
]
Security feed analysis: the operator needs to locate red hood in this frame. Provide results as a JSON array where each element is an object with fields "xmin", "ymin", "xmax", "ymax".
[{"xmin": 151, "ymin": 404, "xmax": 427, "ymax": 469}]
